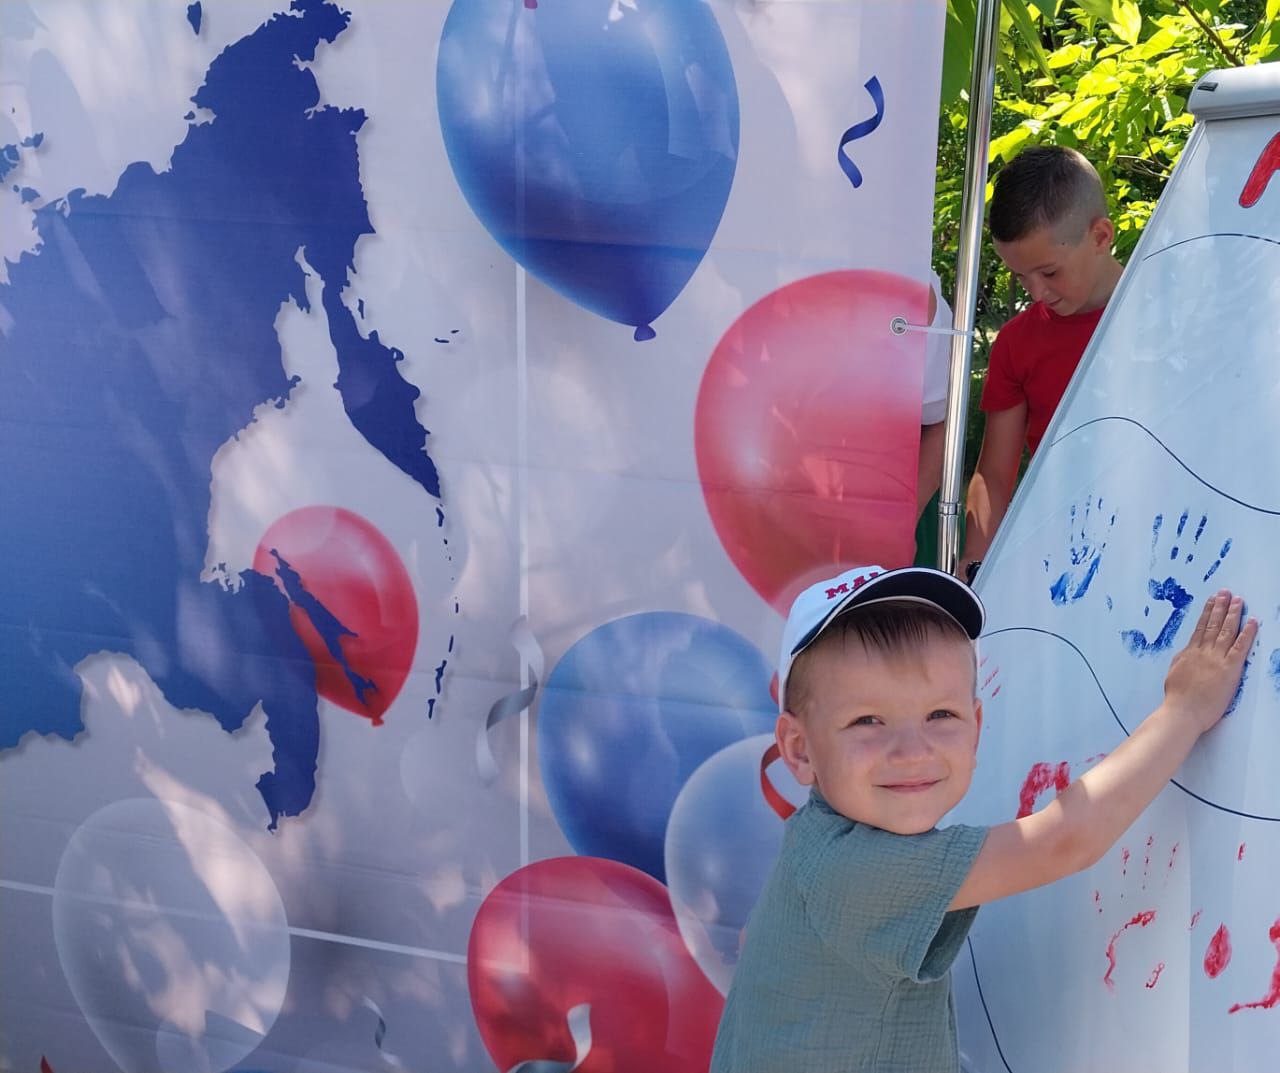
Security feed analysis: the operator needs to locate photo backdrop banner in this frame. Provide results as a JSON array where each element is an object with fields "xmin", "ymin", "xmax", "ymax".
[{"xmin": 0, "ymin": 2, "xmax": 946, "ymax": 1070}]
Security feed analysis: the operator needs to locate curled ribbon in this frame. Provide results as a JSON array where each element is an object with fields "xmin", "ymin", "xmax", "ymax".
[
  {"xmin": 507, "ymin": 1004, "xmax": 593, "ymax": 1073},
  {"xmin": 362, "ymin": 997, "xmax": 407, "ymax": 1069},
  {"xmin": 477, "ymin": 616, "xmax": 545, "ymax": 783},
  {"xmin": 837, "ymin": 75, "xmax": 885, "ymax": 189},
  {"xmin": 761, "ymin": 743, "xmax": 797, "ymax": 821}
]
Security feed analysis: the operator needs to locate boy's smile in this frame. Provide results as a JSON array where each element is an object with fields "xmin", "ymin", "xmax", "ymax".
[{"xmin": 777, "ymin": 634, "xmax": 982, "ymax": 835}]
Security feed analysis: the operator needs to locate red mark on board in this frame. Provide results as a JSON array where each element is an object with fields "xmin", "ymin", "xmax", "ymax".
[
  {"xmin": 1146, "ymin": 962, "xmax": 1165, "ymax": 989},
  {"xmin": 1017, "ymin": 761, "xmax": 1071, "ymax": 818},
  {"xmin": 1240, "ymin": 132, "xmax": 1280, "ymax": 208},
  {"xmin": 1190, "ymin": 909, "xmax": 1203, "ymax": 931},
  {"xmin": 1104, "ymin": 909, "xmax": 1157, "ymax": 991},
  {"xmin": 1143, "ymin": 835, "xmax": 1153, "ymax": 887},
  {"xmin": 1167, "ymin": 842, "xmax": 1179, "ymax": 872},
  {"xmin": 981, "ymin": 664, "xmax": 1003, "ymax": 699},
  {"xmin": 1205, "ymin": 923, "xmax": 1233, "ymax": 979},
  {"xmin": 1084, "ymin": 752, "xmax": 1108, "ymax": 764},
  {"xmin": 1228, "ymin": 918, "xmax": 1280, "ymax": 1013},
  {"xmin": 41, "ymin": 1061, "xmax": 55, "ymax": 1073},
  {"xmin": 1121, "ymin": 847, "xmax": 1130, "ymax": 876},
  {"xmin": 1094, "ymin": 889, "xmax": 1103, "ymax": 915},
  {"xmin": 1238, "ymin": 843, "xmax": 1246, "ymax": 861}
]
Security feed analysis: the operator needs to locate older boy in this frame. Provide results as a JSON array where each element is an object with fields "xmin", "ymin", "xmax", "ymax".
[
  {"xmin": 710, "ymin": 565, "xmax": 1254, "ymax": 1073},
  {"xmin": 961, "ymin": 147, "xmax": 1125, "ymax": 578}
]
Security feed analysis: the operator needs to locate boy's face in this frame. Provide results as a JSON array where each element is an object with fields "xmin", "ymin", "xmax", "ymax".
[
  {"xmin": 994, "ymin": 216, "xmax": 1115, "ymax": 316},
  {"xmin": 776, "ymin": 634, "xmax": 981, "ymax": 836}
]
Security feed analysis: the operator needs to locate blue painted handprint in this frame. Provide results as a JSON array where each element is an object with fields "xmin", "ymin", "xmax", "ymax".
[
  {"xmin": 1121, "ymin": 510, "xmax": 1233, "ymax": 657},
  {"xmin": 1045, "ymin": 496, "xmax": 1115, "ymax": 605}
]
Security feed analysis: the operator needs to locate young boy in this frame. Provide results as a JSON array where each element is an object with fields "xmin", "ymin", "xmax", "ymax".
[
  {"xmin": 710, "ymin": 564, "xmax": 1255, "ymax": 1073},
  {"xmin": 960, "ymin": 147, "xmax": 1125, "ymax": 579}
]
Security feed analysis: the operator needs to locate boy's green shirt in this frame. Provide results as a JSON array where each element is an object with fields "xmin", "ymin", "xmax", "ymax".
[{"xmin": 710, "ymin": 790, "xmax": 988, "ymax": 1073}]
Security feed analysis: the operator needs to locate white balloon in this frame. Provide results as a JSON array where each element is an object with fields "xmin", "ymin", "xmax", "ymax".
[
  {"xmin": 664, "ymin": 733, "xmax": 808, "ymax": 994},
  {"xmin": 52, "ymin": 798, "xmax": 290, "ymax": 1073}
]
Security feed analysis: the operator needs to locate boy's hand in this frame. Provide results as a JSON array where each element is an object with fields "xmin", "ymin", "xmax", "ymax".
[{"xmin": 1162, "ymin": 590, "xmax": 1257, "ymax": 734}]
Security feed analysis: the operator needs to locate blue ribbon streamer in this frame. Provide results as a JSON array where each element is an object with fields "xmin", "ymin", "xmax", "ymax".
[
  {"xmin": 837, "ymin": 76, "xmax": 885, "ymax": 189},
  {"xmin": 362, "ymin": 997, "xmax": 406, "ymax": 1069},
  {"xmin": 507, "ymin": 1004, "xmax": 593, "ymax": 1073},
  {"xmin": 477, "ymin": 616, "xmax": 545, "ymax": 783}
]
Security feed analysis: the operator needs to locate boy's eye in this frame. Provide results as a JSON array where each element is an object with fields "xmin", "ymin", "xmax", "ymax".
[
  {"xmin": 1042, "ymin": 270, "xmax": 1057, "ymax": 278},
  {"xmin": 849, "ymin": 715, "xmax": 881, "ymax": 727},
  {"xmin": 927, "ymin": 709, "xmax": 958, "ymax": 721}
]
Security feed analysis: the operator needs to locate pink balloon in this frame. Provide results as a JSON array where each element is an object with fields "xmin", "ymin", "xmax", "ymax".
[
  {"xmin": 468, "ymin": 856, "xmax": 723, "ymax": 1073},
  {"xmin": 696, "ymin": 270, "xmax": 928, "ymax": 613}
]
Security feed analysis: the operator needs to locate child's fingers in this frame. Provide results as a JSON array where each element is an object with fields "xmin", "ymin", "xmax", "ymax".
[
  {"xmin": 1216, "ymin": 596, "xmax": 1245, "ymax": 648},
  {"xmin": 1229, "ymin": 617, "xmax": 1259, "ymax": 660},
  {"xmin": 1202, "ymin": 591, "xmax": 1231, "ymax": 642},
  {"xmin": 1190, "ymin": 595, "xmax": 1217, "ymax": 643}
]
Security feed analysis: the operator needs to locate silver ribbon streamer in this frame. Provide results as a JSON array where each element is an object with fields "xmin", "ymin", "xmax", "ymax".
[
  {"xmin": 506, "ymin": 1003, "xmax": 593, "ymax": 1073},
  {"xmin": 477, "ymin": 616, "xmax": 545, "ymax": 783},
  {"xmin": 362, "ymin": 997, "xmax": 406, "ymax": 1069}
]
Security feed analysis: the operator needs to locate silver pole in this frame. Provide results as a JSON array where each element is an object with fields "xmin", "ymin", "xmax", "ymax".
[{"xmin": 937, "ymin": 0, "xmax": 1003, "ymax": 575}]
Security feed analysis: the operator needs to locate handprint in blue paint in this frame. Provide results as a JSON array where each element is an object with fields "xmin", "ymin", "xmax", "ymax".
[
  {"xmin": 1120, "ymin": 510, "xmax": 1233, "ymax": 657},
  {"xmin": 1045, "ymin": 496, "xmax": 1115, "ymax": 605},
  {"xmin": 1224, "ymin": 607, "xmax": 1255, "ymax": 716}
]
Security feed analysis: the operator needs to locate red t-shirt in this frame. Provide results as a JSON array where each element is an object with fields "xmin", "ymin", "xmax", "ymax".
[{"xmin": 980, "ymin": 301, "xmax": 1104, "ymax": 454}]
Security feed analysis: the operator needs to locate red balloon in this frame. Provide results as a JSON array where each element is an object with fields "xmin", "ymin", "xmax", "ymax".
[
  {"xmin": 468, "ymin": 856, "xmax": 724, "ymax": 1073},
  {"xmin": 253, "ymin": 506, "xmax": 418, "ymax": 724},
  {"xmin": 695, "ymin": 270, "xmax": 929, "ymax": 613}
]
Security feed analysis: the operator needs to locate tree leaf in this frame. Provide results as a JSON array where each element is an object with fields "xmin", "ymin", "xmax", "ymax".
[
  {"xmin": 1049, "ymin": 42, "xmax": 1087, "ymax": 67},
  {"xmin": 941, "ymin": 2, "xmax": 975, "ymax": 105},
  {"xmin": 1059, "ymin": 95, "xmax": 1106, "ymax": 124},
  {"xmin": 989, "ymin": 125, "xmax": 1035, "ymax": 161},
  {"xmin": 1112, "ymin": 0, "xmax": 1143, "ymax": 45},
  {"xmin": 1005, "ymin": 0, "xmax": 1055, "ymax": 77},
  {"xmin": 1072, "ymin": 0, "xmax": 1114, "ymax": 21}
]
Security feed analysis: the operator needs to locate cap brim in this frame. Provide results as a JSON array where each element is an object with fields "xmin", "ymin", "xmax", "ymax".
[{"xmin": 790, "ymin": 567, "xmax": 984, "ymax": 659}]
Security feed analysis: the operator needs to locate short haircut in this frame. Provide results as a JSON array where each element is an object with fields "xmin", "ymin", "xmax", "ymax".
[
  {"xmin": 988, "ymin": 146, "xmax": 1108, "ymax": 244},
  {"xmin": 784, "ymin": 599, "xmax": 975, "ymax": 719}
]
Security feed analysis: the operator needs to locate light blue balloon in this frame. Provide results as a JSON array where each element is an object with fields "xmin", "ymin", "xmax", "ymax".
[
  {"xmin": 538, "ymin": 613, "xmax": 774, "ymax": 882},
  {"xmin": 437, "ymin": 0, "xmax": 739, "ymax": 340},
  {"xmin": 664, "ymin": 734, "xmax": 808, "ymax": 993}
]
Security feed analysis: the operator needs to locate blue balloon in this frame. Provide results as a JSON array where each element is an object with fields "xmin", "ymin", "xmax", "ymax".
[
  {"xmin": 437, "ymin": 0, "xmax": 739, "ymax": 340},
  {"xmin": 538, "ymin": 612, "xmax": 774, "ymax": 881},
  {"xmin": 664, "ymin": 734, "xmax": 809, "ymax": 994}
]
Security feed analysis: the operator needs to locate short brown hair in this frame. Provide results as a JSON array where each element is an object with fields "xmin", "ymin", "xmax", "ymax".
[
  {"xmin": 989, "ymin": 146, "xmax": 1108, "ymax": 244},
  {"xmin": 784, "ymin": 600, "xmax": 974, "ymax": 718}
]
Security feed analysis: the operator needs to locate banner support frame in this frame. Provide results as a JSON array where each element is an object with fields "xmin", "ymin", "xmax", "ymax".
[{"xmin": 936, "ymin": 0, "xmax": 1003, "ymax": 576}]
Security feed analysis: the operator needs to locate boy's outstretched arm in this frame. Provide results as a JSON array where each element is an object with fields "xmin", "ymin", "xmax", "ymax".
[{"xmin": 949, "ymin": 591, "xmax": 1257, "ymax": 911}]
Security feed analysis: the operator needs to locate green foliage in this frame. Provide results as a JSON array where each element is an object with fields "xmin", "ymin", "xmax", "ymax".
[{"xmin": 935, "ymin": 0, "xmax": 1279, "ymax": 475}]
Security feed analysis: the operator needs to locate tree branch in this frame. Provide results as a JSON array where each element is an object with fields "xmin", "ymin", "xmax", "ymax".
[{"xmin": 1176, "ymin": 0, "xmax": 1246, "ymax": 67}]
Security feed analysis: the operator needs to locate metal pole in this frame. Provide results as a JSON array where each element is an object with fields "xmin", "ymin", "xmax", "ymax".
[{"xmin": 937, "ymin": 0, "xmax": 1003, "ymax": 576}]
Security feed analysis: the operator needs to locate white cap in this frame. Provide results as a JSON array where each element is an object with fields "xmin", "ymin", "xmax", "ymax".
[{"xmin": 776, "ymin": 565, "xmax": 985, "ymax": 713}]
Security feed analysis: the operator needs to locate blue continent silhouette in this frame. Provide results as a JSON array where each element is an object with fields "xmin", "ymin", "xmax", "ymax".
[{"xmin": 0, "ymin": 0, "xmax": 436, "ymax": 828}]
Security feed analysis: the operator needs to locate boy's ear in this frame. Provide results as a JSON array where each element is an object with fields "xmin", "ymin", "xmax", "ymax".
[
  {"xmin": 972, "ymin": 700, "xmax": 984, "ymax": 761},
  {"xmin": 1087, "ymin": 214, "xmax": 1115, "ymax": 252},
  {"xmin": 776, "ymin": 711, "xmax": 816, "ymax": 786}
]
